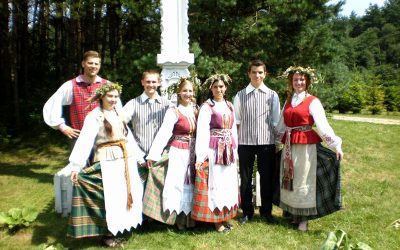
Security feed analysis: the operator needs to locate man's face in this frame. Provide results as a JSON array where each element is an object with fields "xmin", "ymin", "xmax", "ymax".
[
  {"xmin": 248, "ymin": 65, "xmax": 266, "ymax": 86},
  {"xmin": 82, "ymin": 57, "xmax": 101, "ymax": 78},
  {"xmin": 141, "ymin": 73, "xmax": 161, "ymax": 96}
]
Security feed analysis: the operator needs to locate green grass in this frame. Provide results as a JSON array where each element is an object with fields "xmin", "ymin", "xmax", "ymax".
[{"xmin": 0, "ymin": 121, "xmax": 399, "ymax": 249}]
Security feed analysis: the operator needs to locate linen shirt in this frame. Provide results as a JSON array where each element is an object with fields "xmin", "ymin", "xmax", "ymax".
[{"xmin": 123, "ymin": 92, "xmax": 170, "ymax": 154}]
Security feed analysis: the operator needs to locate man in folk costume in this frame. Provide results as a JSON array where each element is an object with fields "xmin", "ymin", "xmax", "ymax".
[
  {"xmin": 43, "ymin": 50, "xmax": 113, "ymax": 139},
  {"xmin": 123, "ymin": 70, "xmax": 173, "ymax": 224},
  {"xmin": 233, "ymin": 59, "xmax": 281, "ymax": 224}
]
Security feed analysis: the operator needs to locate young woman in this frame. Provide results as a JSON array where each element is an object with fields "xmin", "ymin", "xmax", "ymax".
[
  {"xmin": 192, "ymin": 74, "xmax": 239, "ymax": 233},
  {"xmin": 67, "ymin": 83, "xmax": 144, "ymax": 247},
  {"xmin": 276, "ymin": 66, "xmax": 344, "ymax": 232},
  {"xmin": 146, "ymin": 77, "xmax": 198, "ymax": 230}
]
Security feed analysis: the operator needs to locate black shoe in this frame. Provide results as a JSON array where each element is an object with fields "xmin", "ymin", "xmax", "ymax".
[
  {"xmin": 238, "ymin": 215, "xmax": 252, "ymax": 225},
  {"xmin": 264, "ymin": 214, "xmax": 278, "ymax": 224}
]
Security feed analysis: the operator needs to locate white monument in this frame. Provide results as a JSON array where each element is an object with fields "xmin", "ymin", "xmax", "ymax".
[{"xmin": 157, "ymin": 0, "xmax": 194, "ymax": 99}]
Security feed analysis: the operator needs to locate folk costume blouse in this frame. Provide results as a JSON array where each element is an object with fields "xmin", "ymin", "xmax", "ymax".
[{"xmin": 147, "ymin": 104, "xmax": 197, "ymax": 215}]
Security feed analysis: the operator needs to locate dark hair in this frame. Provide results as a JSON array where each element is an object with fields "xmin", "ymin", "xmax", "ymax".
[
  {"xmin": 207, "ymin": 79, "xmax": 233, "ymax": 111},
  {"xmin": 248, "ymin": 59, "xmax": 267, "ymax": 74}
]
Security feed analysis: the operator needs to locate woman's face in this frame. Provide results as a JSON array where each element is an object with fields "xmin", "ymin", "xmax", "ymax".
[
  {"xmin": 211, "ymin": 80, "xmax": 227, "ymax": 101},
  {"xmin": 178, "ymin": 82, "xmax": 194, "ymax": 106},
  {"xmin": 292, "ymin": 73, "xmax": 307, "ymax": 94},
  {"xmin": 101, "ymin": 89, "xmax": 119, "ymax": 110}
]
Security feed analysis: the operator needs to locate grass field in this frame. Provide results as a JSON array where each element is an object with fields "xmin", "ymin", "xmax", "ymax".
[{"xmin": 0, "ymin": 120, "xmax": 399, "ymax": 250}]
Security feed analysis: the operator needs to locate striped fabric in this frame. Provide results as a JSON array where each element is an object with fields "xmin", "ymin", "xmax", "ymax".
[
  {"xmin": 191, "ymin": 161, "xmax": 238, "ymax": 223},
  {"xmin": 67, "ymin": 163, "xmax": 109, "ymax": 238},
  {"xmin": 124, "ymin": 95, "xmax": 170, "ymax": 154},
  {"xmin": 142, "ymin": 150, "xmax": 177, "ymax": 225},
  {"xmin": 236, "ymin": 89, "xmax": 275, "ymax": 145}
]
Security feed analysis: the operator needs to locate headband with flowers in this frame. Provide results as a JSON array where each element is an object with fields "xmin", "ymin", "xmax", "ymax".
[
  {"xmin": 91, "ymin": 82, "xmax": 122, "ymax": 102},
  {"xmin": 280, "ymin": 66, "xmax": 319, "ymax": 84},
  {"xmin": 203, "ymin": 74, "xmax": 232, "ymax": 89}
]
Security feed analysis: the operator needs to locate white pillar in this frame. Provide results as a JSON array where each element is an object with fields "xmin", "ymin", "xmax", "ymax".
[{"xmin": 157, "ymin": 0, "xmax": 194, "ymax": 100}]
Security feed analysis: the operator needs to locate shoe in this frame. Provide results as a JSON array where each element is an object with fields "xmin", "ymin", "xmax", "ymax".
[
  {"xmin": 223, "ymin": 222, "xmax": 234, "ymax": 230},
  {"xmin": 102, "ymin": 236, "xmax": 122, "ymax": 248},
  {"xmin": 215, "ymin": 222, "xmax": 231, "ymax": 233},
  {"xmin": 264, "ymin": 214, "xmax": 278, "ymax": 225},
  {"xmin": 298, "ymin": 221, "xmax": 308, "ymax": 232},
  {"xmin": 238, "ymin": 215, "xmax": 252, "ymax": 225}
]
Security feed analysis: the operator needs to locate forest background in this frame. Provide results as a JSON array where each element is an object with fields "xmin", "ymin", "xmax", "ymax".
[{"xmin": 0, "ymin": 0, "xmax": 399, "ymax": 138}]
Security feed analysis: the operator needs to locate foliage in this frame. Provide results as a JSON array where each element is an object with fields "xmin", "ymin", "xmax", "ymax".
[
  {"xmin": 320, "ymin": 229, "xmax": 373, "ymax": 250},
  {"xmin": 36, "ymin": 243, "xmax": 66, "ymax": 250},
  {"xmin": 0, "ymin": 207, "xmax": 39, "ymax": 230}
]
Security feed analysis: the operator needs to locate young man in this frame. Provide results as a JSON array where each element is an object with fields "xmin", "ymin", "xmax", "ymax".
[
  {"xmin": 43, "ymin": 50, "xmax": 109, "ymax": 139},
  {"xmin": 233, "ymin": 60, "xmax": 280, "ymax": 224},
  {"xmin": 123, "ymin": 70, "xmax": 173, "ymax": 224}
]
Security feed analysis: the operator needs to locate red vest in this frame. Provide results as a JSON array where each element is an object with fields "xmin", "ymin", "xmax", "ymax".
[
  {"xmin": 282, "ymin": 95, "xmax": 321, "ymax": 144},
  {"xmin": 69, "ymin": 77, "xmax": 107, "ymax": 130}
]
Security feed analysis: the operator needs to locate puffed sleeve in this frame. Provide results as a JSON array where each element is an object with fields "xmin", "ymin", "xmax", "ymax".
[
  {"xmin": 195, "ymin": 104, "xmax": 212, "ymax": 162},
  {"xmin": 233, "ymin": 94, "xmax": 241, "ymax": 125},
  {"xmin": 309, "ymin": 98, "xmax": 342, "ymax": 152},
  {"xmin": 147, "ymin": 108, "xmax": 178, "ymax": 161},
  {"xmin": 122, "ymin": 99, "xmax": 134, "ymax": 124},
  {"xmin": 67, "ymin": 112, "xmax": 100, "ymax": 172},
  {"xmin": 43, "ymin": 81, "xmax": 73, "ymax": 129}
]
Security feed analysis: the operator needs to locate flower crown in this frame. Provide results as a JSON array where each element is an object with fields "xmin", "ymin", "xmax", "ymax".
[
  {"xmin": 280, "ymin": 66, "xmax": 319, "ymax": 84},
  {"xmin": 167, "ymin": 75, "xmax": 201, "ymax": 96},
  {"xmin": 95, "ymin": 82, "xmax": 123, "ymax": 97},
  {"xmin": 203, "ymin": 74, "xmax": 232, "ymax": 89}
]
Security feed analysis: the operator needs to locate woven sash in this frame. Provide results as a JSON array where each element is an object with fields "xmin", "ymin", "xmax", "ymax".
[{"xmin": 282, "ymin": 125, "xmax": 312, "ymax": 191}]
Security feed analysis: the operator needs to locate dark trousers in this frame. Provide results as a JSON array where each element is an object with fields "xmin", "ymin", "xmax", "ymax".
[{"xmin": 239, "ymin": 144, "xmax": 276, "ymax": 217}]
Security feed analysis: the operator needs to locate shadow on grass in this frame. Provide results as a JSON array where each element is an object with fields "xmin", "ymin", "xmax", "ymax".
[{"xmin": 0, "ymin": 163, "xmax": 54, "ymax": 184}]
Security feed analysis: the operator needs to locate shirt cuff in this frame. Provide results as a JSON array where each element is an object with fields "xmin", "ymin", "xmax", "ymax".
[{"xmin": 58, "ymin": 123, "xmax": 68, "ymax": 132}]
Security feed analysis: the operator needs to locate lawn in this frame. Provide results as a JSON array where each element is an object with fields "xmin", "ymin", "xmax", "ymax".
[{"xmin": 0, "ymin": 120, "xmax": 399, "ymax": 250}]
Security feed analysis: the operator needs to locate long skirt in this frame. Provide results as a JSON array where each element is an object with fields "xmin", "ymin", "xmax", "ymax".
[
  {"xmin": 67, "ymin": 159, "xmax": 143, "ymax": 238},
  {"xmin": 279, "ymin": 143, "xmax": 342, "ymax": 221},
  {"xmin": 191, "ymin": 161, "xmax": 238, "ymax": 223},
  {"xmin": 142, "ymin": 151, "xmax": 177, "ymax": 225}
]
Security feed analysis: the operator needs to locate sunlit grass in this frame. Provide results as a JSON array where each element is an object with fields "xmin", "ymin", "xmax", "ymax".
[{"xmin": 0, "ymin": 120, "xmax": 399, "ymax": 249}]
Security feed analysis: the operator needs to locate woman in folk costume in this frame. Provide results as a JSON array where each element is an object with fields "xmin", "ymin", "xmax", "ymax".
[
  {"xmin": 67, "ymin": 83, "xmax": 145, "ymax": 247},
  {"xmin": 276, "ymin": 66, "xmax": 344, "ymax": 232},
  {"xmin": 146, "ymin": 77, "xmax": 198, "ymax": 230},
  {"xmin": 192, "ymin": 74, "xmax": 239, "ymax": 233}
]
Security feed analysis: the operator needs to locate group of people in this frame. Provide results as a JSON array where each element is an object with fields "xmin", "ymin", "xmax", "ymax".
[{"xmin": 43, "ymin": 51, "xmax": 343, "ymax": 247}]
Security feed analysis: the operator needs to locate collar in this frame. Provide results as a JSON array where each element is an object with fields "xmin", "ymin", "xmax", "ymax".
[
  {"xmin": 140, "ymin": 92, "xmax": 162, "ymax": 103},
  {"xmin": 245, "ymin": 83, "xmax": 268, "ymax": 94},
  {"xmin": 76, "ymin": 75, "xmax": 102, "ymax": 84},
  {"xmin": 292, "ymin": 91, "xmax": 306, "ymax": 101}
]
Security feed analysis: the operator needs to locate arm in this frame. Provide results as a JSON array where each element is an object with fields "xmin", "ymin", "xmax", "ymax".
[
  {"xmin": 195, "ymin": 105, "xmax": 211, "ymax": 164},
  {"xmin": 126, "ymin": 127, "xmax": 146, "ymax": 165},
  {"xmin": 271, "ymin": 92, "xmax": 281, "ymax": 127},
  {"xmin": 122, "ymin": 99, "xmax": 134, "ymax": 124},
  {"xmin": 68, "ymin": 112, "xmax": 100, "ymax": 181},
  {"xmin": 233, "ymin": 94, "xmax": 241, "ymax": 126},
  {"xmin": 310, "ymin": 98, "xmax": 343, "ymax": 160},
  {"xmin": 147, "ymin": 108, "xmax": 178, "ymax": 162}
]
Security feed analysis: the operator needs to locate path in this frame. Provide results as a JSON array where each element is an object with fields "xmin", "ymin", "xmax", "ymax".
[{"xmin": 332, "ymin": 115, "xmax": 400, "ymax": 125}]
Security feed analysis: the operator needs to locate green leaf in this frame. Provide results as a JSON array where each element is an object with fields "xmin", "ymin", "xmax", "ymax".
[
  {"xmin": 9, "ymin": 208, "xmax": 22, "ymax": 220},
  {"xmin": 21, "ymin": 207, "xmax": 38, "ymax": 222},
  {"xmin": 320, "ymin": 232, "xmax": 338, "ymax": 250}
]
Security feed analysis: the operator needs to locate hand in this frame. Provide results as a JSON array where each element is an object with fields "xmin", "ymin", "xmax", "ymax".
[
  {"xmin": 146, "ymin": 160, "xmax": 154, "ymax": 168},
  {"xmin": 61, "ymin": 125, "xmax": 80, "ymax": 139},
  {"xmin": 195, "ymin": 162, "xmax": 202, "ymax": 171},
  {"xmin": 336, "ymin": 149, "xmax": 344, "ymax": 161},
  {"xmin": 70, "ymin": 171, "xmax": 78, "ymax": 183}
]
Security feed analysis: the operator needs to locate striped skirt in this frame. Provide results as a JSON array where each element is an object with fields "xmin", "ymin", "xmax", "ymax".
[
  {"xmin": 191, "ymin": 161, "xmax": 238, "ymax": 223},
  {"xmin": 67, "ymin": 163, "xmax": 109, "ymax": 238}
]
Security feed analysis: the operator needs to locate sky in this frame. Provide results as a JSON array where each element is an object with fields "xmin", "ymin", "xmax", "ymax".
[{"xmin": 329, "ymin": 0, "xmax": 386, "ymax": 16}]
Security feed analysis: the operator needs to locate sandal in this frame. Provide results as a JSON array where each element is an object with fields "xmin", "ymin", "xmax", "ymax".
[
  {"xmin": 215, "ymin": 223, "xmax": 231, "ymax": 233},
  {"xmin": 223, "ymin": 222, "xmax": 234, "ymax": 230}
]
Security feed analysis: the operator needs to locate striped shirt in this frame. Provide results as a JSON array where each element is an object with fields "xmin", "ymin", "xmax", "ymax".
[
  {"xmin": 233, "ymin": 83, "xmax": 280, "ymax": 145},
  {"xmin": 123, "ymin": 92, "xmax": 170, "ymax": 154}
]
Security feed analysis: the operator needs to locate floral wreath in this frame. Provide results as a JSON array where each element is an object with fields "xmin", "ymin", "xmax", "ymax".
[
  {"xmin": 95, "ymin": 82, "xmax": 122, "ymax": 96},
  {"xmin": 91, "ymin": 82, "xmax": 122, "ymax": 102},
  {"xmin": 203, "ymin": 74, "xmax": 232, "ymax": 89},
  {"xmin": 166, "ymin": 75, "xmax": 201, "ymax": 96},
  {"xmin": 279, "ymin": 66, "xmax": 319, "ymax": 84}
]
